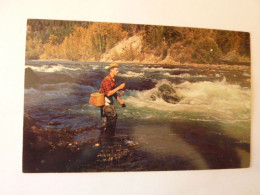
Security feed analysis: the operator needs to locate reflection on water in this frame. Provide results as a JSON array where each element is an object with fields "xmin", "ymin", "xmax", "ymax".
[
  {"xmin": 127, "ymin": 120, "xmax": 249, "ymax": 170},
  {"xmin": 75, "ymin": 120, "xmax": 249, "ymax": 172},
  {"xmin": 131, "ymin": 124, "xmax": 209, "ymax": 169},
  {"xmin": 73, "ymin": 129, "xmax": 100, "ymax": 142}
]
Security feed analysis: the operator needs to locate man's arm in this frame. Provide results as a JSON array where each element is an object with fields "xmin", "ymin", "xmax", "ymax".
[{"xmin": 107, "ymin": 83, "xmax": 125, "ymax": 97}]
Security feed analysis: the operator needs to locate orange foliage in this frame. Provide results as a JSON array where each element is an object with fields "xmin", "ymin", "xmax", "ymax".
[{"xmin": 40, "ymin": 23, "xmax": 127, "ymax": 61}]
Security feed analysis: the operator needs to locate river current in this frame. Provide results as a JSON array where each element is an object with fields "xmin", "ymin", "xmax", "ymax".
[{"xmin": 24, "ymin": 60, "xmax": 251, "ymax": 170}]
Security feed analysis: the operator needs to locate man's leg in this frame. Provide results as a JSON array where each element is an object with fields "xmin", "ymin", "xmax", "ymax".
[
  {"xmin": 100, "ymin": 106, "xmax": 107, "ymax": 134},
  {"xmin": 103, "ymin": 105, "xmax": 117, "ymax": 136}
]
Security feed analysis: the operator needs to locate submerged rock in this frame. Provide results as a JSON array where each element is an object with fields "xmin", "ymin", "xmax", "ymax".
[{"xmin": 150, "ymin": 83, "xmax": 181, "ymax": 104}]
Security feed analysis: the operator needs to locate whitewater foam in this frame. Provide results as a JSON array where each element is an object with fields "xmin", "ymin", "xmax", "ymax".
[
  {"xmin": 119, "ymin": 71, "xmax": 144, "ymax": 78},
  {"xmin": 142, "ymin": 67, "xmax": 190, "ymax": 72},
  {"xmin": 125, "ymin": 79, "xmax": 251, "ymax": 121},
  {"xmin": 163, "ymin": 72, "xmax": 207, "ymax": 78},
  {"xmin": 25, "ymin": 64, "xmax": 81, "ymax": 73}
]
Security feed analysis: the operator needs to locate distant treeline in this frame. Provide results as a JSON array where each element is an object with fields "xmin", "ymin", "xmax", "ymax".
[{"xmin": 26, "ymin": 19, "xmax": 250, "ymax": 65}]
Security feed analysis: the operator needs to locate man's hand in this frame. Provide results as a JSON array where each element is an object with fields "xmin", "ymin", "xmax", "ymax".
[
  {"xmin": 118, "ymin": 98, "xmax": 125, "ymax": 105},
  {"xmin": 119, "ymin": 100, "xmax": 126, "ymax": 107},
  {"xmin": 116, "ymin": 91, "xmax": 126, "ymax": 108}
]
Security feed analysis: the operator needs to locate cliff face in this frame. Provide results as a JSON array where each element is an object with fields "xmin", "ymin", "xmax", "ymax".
[
  {"xmin": 99, "ymin": 35, "xmax": 183, "ymax": 65},
  {"xmin": 100, "ymin": 35, "xmax": 169, "ymax": 64},
  {"xmin": 101, "ymin": 35, "xmax": 142, "ymax": 62},
  {"xmin": 100, "ymin": 34, "xmax": 250, "ymax": 65}
]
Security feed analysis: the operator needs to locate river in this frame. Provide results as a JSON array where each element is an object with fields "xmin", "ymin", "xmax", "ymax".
[{"xmin": 24, "ymin": 60, "xmax": 251, "ymax": 171}]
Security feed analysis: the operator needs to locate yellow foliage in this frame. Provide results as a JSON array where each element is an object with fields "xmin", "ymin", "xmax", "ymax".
[
  {"xmin": 40, "ymin": 23, "xmax": 127, "ymax": 61},
  {"xmin": 30, "ymin": 21, "xmax": 250, "ymax": 64},
  {"xmin": 26, "ymin": 36, "xmax": 43, "ymax": 60}
]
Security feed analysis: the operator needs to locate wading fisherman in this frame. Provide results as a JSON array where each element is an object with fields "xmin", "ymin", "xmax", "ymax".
[{"xmin": 99, "ymin": 62, "xmax": 126, "ymax": 136}]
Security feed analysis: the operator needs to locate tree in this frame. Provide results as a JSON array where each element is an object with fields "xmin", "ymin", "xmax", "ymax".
[{"xmin": 192, "ymin": 37, "xmax": 222, "ymax": 64}]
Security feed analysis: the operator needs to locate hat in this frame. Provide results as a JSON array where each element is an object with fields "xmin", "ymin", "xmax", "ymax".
[{"xmin": 105, "ymin": 62, "xmax": 119, "ymax": 69}]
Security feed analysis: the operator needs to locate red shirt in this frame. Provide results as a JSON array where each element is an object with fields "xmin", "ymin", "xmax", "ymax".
[{"xmin": 99, "ymin": 74, "xmax": 116, "ymax": 95}]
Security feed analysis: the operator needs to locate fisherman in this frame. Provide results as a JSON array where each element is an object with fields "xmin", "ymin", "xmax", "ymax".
[{"xmin": 99, "ymin": 62, "xmax": 126, "ymax": 136}]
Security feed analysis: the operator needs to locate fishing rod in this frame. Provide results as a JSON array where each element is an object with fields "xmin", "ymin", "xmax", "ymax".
[
  {"xmin": 117, "ymin": 64, "xmax": 140, "ymax": 101},
  {"xmin": 119, "ymin": 64, "xmax": 140, "ymax": 107},
  {"xmin": 122, "ymin": 64, "xmax": 140, "ymax": 83}
]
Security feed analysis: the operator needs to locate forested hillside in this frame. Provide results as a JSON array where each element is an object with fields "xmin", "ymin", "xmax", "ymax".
[{"xmin": 26, "ymin": 19, "xmax": 250, "ymax": 65}]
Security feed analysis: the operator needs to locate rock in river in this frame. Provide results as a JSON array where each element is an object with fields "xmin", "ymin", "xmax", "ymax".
[
  {"xmin": 150, "ymin": 83, "xmax": 181, "ymax": 104},
  {"xmin": 24, "ymin": 67, "xmax": 40, "ymax": 88}
]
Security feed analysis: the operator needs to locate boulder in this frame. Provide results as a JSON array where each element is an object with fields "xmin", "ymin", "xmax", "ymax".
[
  {"xmin": 25, "ymin": 67, "xmax": 40, "ymax": 88},
  {"xmin": 150, "ymin": 83, "xmax": 181, "ymax": 104},
  {"xmin": 158, "ymin": 83, "xmax": 176, "ymax": 94}
]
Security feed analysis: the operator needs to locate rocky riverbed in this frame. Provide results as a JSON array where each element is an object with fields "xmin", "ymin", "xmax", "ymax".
[
  {"xmin": 23, "ymin": 113, "xmax": 152, "ymax": 172},
  {"xmin": 23, "ymin": 113, "xmax": 100, "ymax": 172},
  {"xmin": 23, "ymin": 113, "xmax": 200, "ymax": 172}
]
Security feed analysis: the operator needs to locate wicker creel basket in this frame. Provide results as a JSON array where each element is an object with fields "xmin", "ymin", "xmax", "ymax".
[{"xmin": 89, "ymin": 92, "xmax": 105, "ymax": 106}]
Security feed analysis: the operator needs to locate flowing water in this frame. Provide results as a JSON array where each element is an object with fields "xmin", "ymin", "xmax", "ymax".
[{"xmin": 24, "ymin": 60, "xmax": 251, "ymax": 171}]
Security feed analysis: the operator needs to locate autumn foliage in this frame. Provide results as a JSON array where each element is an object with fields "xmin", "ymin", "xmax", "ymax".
[{"xmin": 26, "ymin": 19, "xmax": 250, "ymax": 65}]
